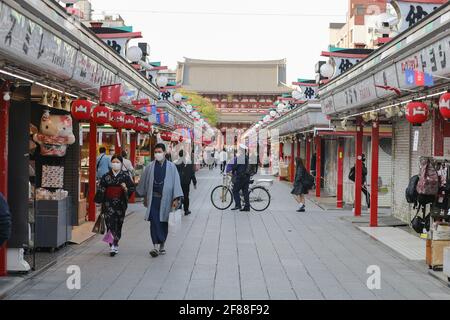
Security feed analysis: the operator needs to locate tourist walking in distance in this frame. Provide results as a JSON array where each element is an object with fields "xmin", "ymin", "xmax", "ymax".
[
  {"xmin": 291, "ymin": 158, "xmax": 310, "ymax": 212},
  {"xmin": 175, "ymin": 150, "xmax": 197, "ymax": 216},
  {"xmin": 136, "ymin": 143, "xmax": 183, "ymax": 258}
]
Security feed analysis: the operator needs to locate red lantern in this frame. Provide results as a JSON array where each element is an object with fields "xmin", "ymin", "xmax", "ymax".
[
  {"xmin": 71, "ymin": 99, "xmax": 92, "ymax": 121},
  {"xmin": 123, "ymin": 114, "xmax": 136, "ymax": 130},
  {"xmin": 110, "ymin": 110, "xmax": 125, "ymax": 129},
  {"xmin": 135, "ymin": 118, "xmax": 147, "ymax": 132},
  {"xmin": 92, "ymin": 104, "xmax": 110, "ymax": 125},
  {"xmin": 405, "ymin": 101, "xmax": 429, "ymax": 126},
  {"xmin": 141, "ymin": 120, "xmax": 151, "ymax": 133},
  {"xmin": 439, "ymin": 92, "xmax": 450, "ymax": 120},
  {"xmin": 160, "ymin": 131, "xmax": 172, "ymax": 141}
]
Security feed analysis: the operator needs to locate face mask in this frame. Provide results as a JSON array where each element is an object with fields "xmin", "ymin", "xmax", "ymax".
[
  {"xmin": 111, "ymin": 163, "xmax": 121, "ymax": 172},
  {"xmin": 155, "ymin": 152, "xmax": 165, "ymax": 162}
]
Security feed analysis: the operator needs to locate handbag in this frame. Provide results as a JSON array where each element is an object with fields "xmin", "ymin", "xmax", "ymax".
[
  {"xmin": 102, "ymin": 230, "xmax": 114, "ymax": 244},
  {"xmin": 168, "ymin": 209, "xmax": 182, "ymax": 233},
  {"xmin": 92, "ymin": 213, "xmax": 106, "ymax": 234}
]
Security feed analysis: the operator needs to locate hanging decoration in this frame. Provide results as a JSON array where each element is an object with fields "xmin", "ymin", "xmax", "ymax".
[
  {"xmin": 92, "ymin": 104, "xmax": 110, "ymax": 125},
  {"xmin": 405, "ymin": 101, "xmax": 429, "ymax": 126},
  {"xmin": 439, "ymin": 91, "xmax": 450, "ymax": 120},
  {"xmin": 135, "ymin": 118, "xmax": 148, "ymax": 132},
  {"xmin": 71, "ymin": 99, "xmax": 92, "ymax": 121},
  {"xmin": 109, "ymin": 110, "xmax": 125, "ymax": 129},
  {"xmin": 123, "ymin": 114, "xmax": 137, "ymax": 130}
]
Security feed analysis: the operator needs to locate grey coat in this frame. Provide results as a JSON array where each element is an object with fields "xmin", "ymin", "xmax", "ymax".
[{"xmin": 136, "ymin": 160, "xmax": 184, "ymax": 222}]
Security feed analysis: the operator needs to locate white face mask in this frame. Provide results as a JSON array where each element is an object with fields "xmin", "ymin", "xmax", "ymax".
[
  {"xmin": 155, "ymin": 152, "xmax": 165, "ymax": 162},
  {"xmin": 111, "ymin": 163, "xmax": 121, "ymax": 172}
]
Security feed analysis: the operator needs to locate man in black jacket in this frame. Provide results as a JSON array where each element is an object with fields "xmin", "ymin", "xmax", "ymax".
[
  {"xmin": 0, "ymin": 192, "xmax": 11, "ymax": 247},
  {"xmin": 175, "ymin": 150, "xmax": 197, "ymax": 216},
  {"xmin": 230, "ymin": 145, "xmax": 251, "ymax": 212}
]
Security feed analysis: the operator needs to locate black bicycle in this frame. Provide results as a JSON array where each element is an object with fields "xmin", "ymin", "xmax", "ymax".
[{"xmin": 210, "ymin": 174, "xmax": 272, "ymax": 211}]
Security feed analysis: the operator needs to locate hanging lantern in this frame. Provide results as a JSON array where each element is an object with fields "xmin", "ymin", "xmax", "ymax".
[
  {"xmin": 135, "ymin": 118, "xmax": 147, "ymax": 132},
  {"xmin": 92, "ymin": 104, "xmax": 110, "ymax": 125},
  {"xmin": 405, "ymin": 101, "xmax": 429, "ymax": 126},
  {"xmin": 110, "ymin": 110, "xmax": 125, "ymax": 129},
  {"xmin": 160, "ymin": 131, "xmax": 172, "ymax": 141},
  {"xmin": 123, "ymin": 114, "xmax": 137, "ymax": 130},
  {"xmin": 71, "ymin": 99, "xmax": 92, "ymax": 121},
  {"xmin": 439, "ymin": 91, "xmax": 450, "ymax": 120},
  {"xmin": 143, "ymin": 120, "xmax": 152, "ymax": 133},
  {"xmin": 269, "ymin": 109, "xmax": 277, "ymax": 118}
]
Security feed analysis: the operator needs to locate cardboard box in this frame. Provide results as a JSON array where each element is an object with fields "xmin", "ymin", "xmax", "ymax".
[
  {"xmin": 78, "ymin": 198, "xmax": 87, "ymax": 225},
  {"xmin": 430, "ymin": 240, "xmax": 450, "ymax": 268},
  {"xmin": 443, "ymin": 247, "xmax": 450, "ymax": 280}
]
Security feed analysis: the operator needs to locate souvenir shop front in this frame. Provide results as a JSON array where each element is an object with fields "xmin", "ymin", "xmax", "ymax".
[
  {"xmin": 0, "ymin": 0, "xmax": 162, "ymax": 274},
  {"xmin": 319, "ymin": 3, "xmax": 450, "ymax": 232}
]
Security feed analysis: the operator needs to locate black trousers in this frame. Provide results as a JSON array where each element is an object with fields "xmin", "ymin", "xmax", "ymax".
[
  {"xmin": 181, "ymin": 183, "xmax": 190, "ymax": 213},
  {"xmin": 220, "ymin": 161, "xmax": 226, "ymax": 172},
  {"xmin": 233, "ymin": 177, "xmax": 250, "ymax": 209},
  {"xmin": 362, "ymin": 185, "xmax": 370, "ymax": 208}
]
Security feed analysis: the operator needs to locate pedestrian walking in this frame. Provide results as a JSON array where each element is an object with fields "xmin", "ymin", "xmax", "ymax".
[
  {"xmin": 349, "ymin": 154, "xmax": 370, "ymax": 208},
  {"xmin": 291, "ymin": 158, "xmax": 313, "ymax": 212},
  {"xmin": 219, "ymin": 148, "xmax": 227, "ymax": 172},
  {"xmin": 136, "ymin": 143, "xmax": 183, "ymax": 258},
  {"xmin": 121, "ymin": 150, "xmax": 135, "ymax": 179},
  {"xmin": 96, "ymin": 147, "xmax": 111, "ymax": 180},
  {"xmin": 97, "ymin": 155, "xmax": 135, "ymax": 256},
  {"xmin": 0, "ymin": 192, "xmax": 11, "ymax": 247},
  {"xmin": 175, "ymin": 150, "xmax": 197, "ymax": 216},
  {"xmin": 227, "ymin": 144, "xmax": 251, "ymax": 212}
]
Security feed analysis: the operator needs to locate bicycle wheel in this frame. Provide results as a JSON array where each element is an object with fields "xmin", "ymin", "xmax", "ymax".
[
  {"xmin": 248, "ymin": 186, "xmax": 271, "ymax": 212},
  {"xmin": 211, "ymin": 185, "xmax": 233, "ymax": 210}
]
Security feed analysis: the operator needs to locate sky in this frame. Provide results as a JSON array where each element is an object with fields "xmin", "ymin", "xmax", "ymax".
[{"xmin": 89, "ymin": 0, "xmax": 349, "ymax": 84}]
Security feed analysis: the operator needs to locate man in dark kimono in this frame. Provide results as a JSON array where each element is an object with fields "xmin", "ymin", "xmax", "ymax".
[
  {"xmin": 137, "ymin": 143, "xmax": 183, "ymax": 257},
  {"xmin": 175, "ymin": 150, "xmax": 197, "ymax": 216}
]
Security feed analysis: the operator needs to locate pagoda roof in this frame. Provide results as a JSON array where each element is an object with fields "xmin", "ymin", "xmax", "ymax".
[{"xmin": 177, "ymin": 57, "xmax": 292, "ymax": 94}]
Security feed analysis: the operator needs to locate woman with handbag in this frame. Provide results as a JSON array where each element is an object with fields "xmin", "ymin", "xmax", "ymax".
[
  {"xmin": 291, "ymin": 158, "xmax": 309, "ymax": 213},
  {"xmin": 97, "ymin": 155, "xmax": 135, "ymax": 256}
]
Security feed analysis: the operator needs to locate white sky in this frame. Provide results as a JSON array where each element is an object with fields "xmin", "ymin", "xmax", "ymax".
[{"xmin": 89, "ymin": 0, "xmax": 349, "ymax": 83}]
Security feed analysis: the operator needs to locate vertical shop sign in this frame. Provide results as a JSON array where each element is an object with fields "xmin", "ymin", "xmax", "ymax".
[{"xmin": 413, "ymin": 130, "xmax": 419, "ymax": 152}]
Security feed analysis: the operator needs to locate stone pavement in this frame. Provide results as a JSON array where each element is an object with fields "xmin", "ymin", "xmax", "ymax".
[{"xmin": 5, "ymin": 168, "xmax": 450, "ymax": 300}]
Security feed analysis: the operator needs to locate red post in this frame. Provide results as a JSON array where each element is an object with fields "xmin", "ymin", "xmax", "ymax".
[
  {"xmin": 315, "ymin": 135, "xmax": 321, "ymax": 198},
  {"xmin": 115, "ymin": 128, "xmax": 122, "ymax": 155},
  {"xmin": 370, "ymin": 120, "xmax": 379, "ymax": 227},
  {"xmin": 290, "ymin": 141, "xmax": 295, "ymax": 183},
  {"xmin": 305, "ymin": 136, "xmax": 311, "ymax": 172},
  {"xmin": 88, "ymin": 120, "xmax": 97, "ymax": 222},
  {"xmin": 355, "ymin": 117, "xmax": 363, "ymax": 217},
  {"xmin": 129, "ymin": 133, "xmax": 137, "ymax": 203},
  {"xmin": 337, "ymin": 138, "xmax": 344, "ymax": 208},
  {"xmin": 0, "ymin": 81, "xmax": 10, "ymax": 276}
]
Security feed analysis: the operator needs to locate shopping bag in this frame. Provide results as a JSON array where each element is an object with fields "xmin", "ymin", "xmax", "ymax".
[
  {"xmin": 102, "ymin": 230, "xmax": 114, "ymax": 244},
  {"xmin": 92, "ymin": 213, "xmax": 106, "ymax": 234},
  {"xmin": 168, "ymin": 209, "xmax": 182, "ymax": 233}
]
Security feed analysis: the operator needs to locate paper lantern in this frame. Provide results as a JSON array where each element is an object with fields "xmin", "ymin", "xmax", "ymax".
[
  {"xmin": 439, "ymin": 91, "xmax": 450, "ymax": 120},
  {"xmin": 92, "ymin": 104, "xmax": 110, "ymax": 125},
  {"xmin": 292, "ymin": 90, "xmax": 303, "ymax": 100},
  {"xmin": 405, "ymin": 101, "xmax": 429, "ymax": 126},
  {"xmin": 269, "ymin": 110, "xmax": 277, "ymax": 118},
  {"xmin": 135, "ymin": 118, "xmax": 147, "ymax": 132},
  {"xmin": 156, "ymin": 76, "xmax": 168, "ymax": 88},
  {"xmin": 160, "ymin": 131, "xmax": 172, "ymax": 141},
  {"xmin": 320, "ymin": 62, "xmax": 334, "ymax": 78},
  {"xmin": 173, "ymin": 92, "xmax": 183, "ymax": 103},
  {"xmin": 71, "ymin": 99, "xmax": 92, "ymax": 121},
  {"xmin": 126, "ymin": 46, "xmax": 143, "ymax": 62},
  {"xmin": 123, "ymin": 114, "xmax": 136, "ymax": 130},
  {"xmin": 109, "ymin": 110, "xmax": 125, "ymax": 129}
]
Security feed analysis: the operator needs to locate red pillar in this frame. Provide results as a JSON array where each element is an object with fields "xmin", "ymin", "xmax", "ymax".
[
  {"xmin": 88, "ymin": 120, "xmax": 97, "ymax": 222},
  {"xmin": 337, "ymin": 138, "xmax": 344, "ymax": 209},
  {"xmin": 305, "ymin": 136, "xmax": 311, "ymax": 172},
  {"xmin": 290, "ymin": 141, "xmax": 295, "ymax": 183},
  {"xmin": 0, "ymin": 81, "xmax": 10, "ymax": 276},
  {"xmin": 115, "ymin": 128, "xmax": 122, "ymax": 155},
  {"xmin": 315, "ymin": 135, "xmax": 321, "ymax": 198},
  {"xmin": 355, "ymin": 117, "xmax": 363, "ymax": 217},
  {"xmin": 129, "ymin": 133, "xmax": 137, "ymax": 203},
  {"xmin": 370, "ymin": 120, "xmax": 379, "ymax": 227}
]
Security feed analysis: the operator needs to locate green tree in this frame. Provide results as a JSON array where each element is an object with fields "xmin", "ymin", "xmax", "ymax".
[{"xmin": 179, "ymin": 89, "xmax": 218, "ymax": 127}]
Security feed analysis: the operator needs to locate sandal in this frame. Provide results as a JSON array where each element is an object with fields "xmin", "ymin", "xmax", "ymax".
[{"xmin": 149, "ymin": 249, "xmax": 159, "ymax": 258}]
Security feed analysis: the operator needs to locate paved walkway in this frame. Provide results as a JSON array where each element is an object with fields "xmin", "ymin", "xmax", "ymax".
[{"xmin": 5, "ymin": 168, "xmax": 450, "ymax": 300}]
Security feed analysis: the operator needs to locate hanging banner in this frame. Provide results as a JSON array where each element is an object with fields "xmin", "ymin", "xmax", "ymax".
[
  {"xmin": 99, "ymin": 84, "xmax": 121, "ymax": 104},
  {"xmin": 79, "ymin": 126, "xmax": 83, "ymax": 146},
  {"xmin": 98, "ymin": 131, "xmax": 103, "ymax": 145},
  {"xmin": 126, "ymin": 131, "xmax": 130, "ymax": 145},
  {"xmin": 116, "ymin": 131, "xmax": 121, "ymax": 148}
]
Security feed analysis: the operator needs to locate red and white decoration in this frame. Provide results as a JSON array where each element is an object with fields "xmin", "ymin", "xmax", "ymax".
[
  {"xmin": 71, "ymin": 99, "xmax": 92, "ymax": 121},
  {"xmin": 439, "ymin": 92, "xmax": 450, "ymax": 120},
  {"xmin": 405, "ymin": 101, "xmax": 429, "ymax": 126},
  {"xmin": 92, "ymin": 104, "xmax": 110, "ymax": 125},
  {"xmin": 123, "ymin": 114, "xmax": 137, "ymax": 130},
  {"xmin": 109, "ymin": 110, "xmax": 125, "ymax": 129},
  {"xmin": 135, "ymin": 118, "xmax": 148, "ymax": 132}
]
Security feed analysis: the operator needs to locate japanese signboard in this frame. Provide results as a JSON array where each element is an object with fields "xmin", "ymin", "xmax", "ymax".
[{"xmin": 392, "ymin": 0, "xmax": 443, "ymax": 33}]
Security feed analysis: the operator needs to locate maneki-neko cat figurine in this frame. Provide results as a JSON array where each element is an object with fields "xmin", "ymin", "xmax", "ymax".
[{"xmin": 33, "ymin": 110, "xmax": 75, "ymax": 157}]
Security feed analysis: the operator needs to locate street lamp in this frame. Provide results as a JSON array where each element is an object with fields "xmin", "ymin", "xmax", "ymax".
[
  {"xmin": 173, "ymin": 92, "xmax": 183, "ymax": 103},
  {"xmin": 126, "ymin": 46, "xmax": 143, "ymax": 63},
  {"xmin": 320, "ymin": 62, "xmax": 335, "ymax": 79},
  {"xmin": 156, "ymin": 76, "xmax": 168, "ymax": 88}
]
